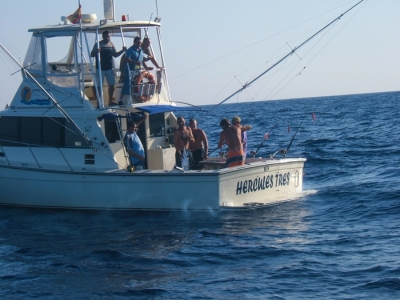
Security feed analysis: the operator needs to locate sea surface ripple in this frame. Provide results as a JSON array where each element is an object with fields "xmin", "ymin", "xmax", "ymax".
[{"xmin": 1, "ymin": 91, "xmax": 400, "ymax": 299}]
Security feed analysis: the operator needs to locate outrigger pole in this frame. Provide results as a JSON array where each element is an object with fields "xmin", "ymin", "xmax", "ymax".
[
  {"xmin": 0, "ymin": 42, "xmax": 96, "ymax": 152},
  {"xmin": 207, "ymin": 0, "xmax": 364, "ymax": 115}
]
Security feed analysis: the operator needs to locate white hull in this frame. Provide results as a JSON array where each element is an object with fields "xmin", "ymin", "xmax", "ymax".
[{"xmin": 0, "ymin": 158, "xmax": 305, "ymax": 210}]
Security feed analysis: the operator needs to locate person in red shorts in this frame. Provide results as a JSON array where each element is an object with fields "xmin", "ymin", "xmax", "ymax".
[{"xmin": 217, "ymin": 118, "xmax": 251, "ymax": 168}]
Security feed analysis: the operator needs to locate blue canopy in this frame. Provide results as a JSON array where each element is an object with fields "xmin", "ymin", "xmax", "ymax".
[{"xmin": 136, "ymin": 105, "xmax": 203, "ymax": 115}]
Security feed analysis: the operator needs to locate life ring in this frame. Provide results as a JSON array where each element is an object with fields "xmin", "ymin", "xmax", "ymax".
[{"xmin": 133, "ymin": 71, "xmax": 156, "ymax": 102}]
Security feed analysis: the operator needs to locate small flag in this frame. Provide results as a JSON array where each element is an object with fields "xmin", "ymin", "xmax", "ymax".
[
  {"xmin": 312, "ymin": 112, "xmax": 316, "ymax": 122},
  {"xmin": 288, "ymin": 125, "xmax": 290, "ymax": 133},
  {"xmin": 67, "ymin": 5, "xmax": 82, "ymax": 24},
  {"xmin": 264, "ymin": 133, "xmax": 269, "ymax": 140}
]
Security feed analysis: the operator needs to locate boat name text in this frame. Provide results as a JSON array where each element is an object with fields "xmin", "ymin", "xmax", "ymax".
[{"xmin": 236, "ymin": 172, "xmax": 290, "ymax": 195}]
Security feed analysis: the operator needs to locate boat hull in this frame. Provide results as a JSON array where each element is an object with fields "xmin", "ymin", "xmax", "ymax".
[{"xmin": 0, "ymin": 158, "xmax": 305, "ymax": 210}]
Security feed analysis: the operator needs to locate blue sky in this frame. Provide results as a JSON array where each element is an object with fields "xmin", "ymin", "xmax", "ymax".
[{"xmin": 0, "ymin": 0, "xmax": 398, "ymax": 108}]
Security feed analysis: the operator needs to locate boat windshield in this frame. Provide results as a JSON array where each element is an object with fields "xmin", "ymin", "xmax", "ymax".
[{"xmin": 23, "ymin": 32, "xmax": 92, "ymax": 88}]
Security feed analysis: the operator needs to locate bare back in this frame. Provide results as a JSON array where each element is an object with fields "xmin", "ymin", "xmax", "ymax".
[{"xmin": 218, "ymin": 126, "xmax": 243, "ymax": 151}]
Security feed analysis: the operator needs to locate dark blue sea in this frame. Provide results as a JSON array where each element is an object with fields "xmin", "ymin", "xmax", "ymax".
[{"xmin": 1, "ymin": 91, "xmax": 400, "ymax": 299}]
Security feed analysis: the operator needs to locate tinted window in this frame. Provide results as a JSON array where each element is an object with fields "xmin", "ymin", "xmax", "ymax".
[
  {"xmin": 21, "ymin": 117, "xmax": 41, "ymax": 145},
  {"xmin": 105, "ymin": 118, "xmax": 121, "ymax": 143},
  {"xmin": 0, "ymin": 116, "xmax": 18, "ymax": 146},
  {"xmin": 149, "ymin": 113, "xmax": 165, "ymax": 137},
  {"xmin": 64, "ymin": 120, "xmax": 88, "ymax": 147},
  {"xmin": 43, "ymin": 117, "xmax": 63, "ymax": 147},
  {"xmin": 0, "ymin": 116, "xmax": 89, "ymax": 148}
]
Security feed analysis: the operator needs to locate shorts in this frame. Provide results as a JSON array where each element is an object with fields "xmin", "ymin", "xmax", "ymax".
[
  {"xmin": 226, "ymin": 150, "xmax": 244, "ymax": 168},
  {"xmin": 97, "ymin": 69, "xmax": 116, "ymax": 86},
  {"xmin": 191, "ymin": 148, "xmax": 204, "ymax": 170}
]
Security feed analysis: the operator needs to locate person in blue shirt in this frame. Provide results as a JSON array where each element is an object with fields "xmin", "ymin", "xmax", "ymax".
[
  {"xmin": 119, "ymin": 37, "xmax": 151, "ymax": 105},
  {"xmin": 125, "ymin": 113, "xmax": 148, "ymax": 170}
]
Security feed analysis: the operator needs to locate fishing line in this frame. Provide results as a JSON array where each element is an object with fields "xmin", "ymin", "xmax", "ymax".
[{"xmin": 170, "ymin": 2, "xmax": 357, "ymax": 82}]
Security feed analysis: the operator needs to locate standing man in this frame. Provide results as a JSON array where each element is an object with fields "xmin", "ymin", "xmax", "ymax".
[
  {"xmin": 217, "ymin": 118, "xmax": 250, "ymax": 168},
  {"xmin": 174, "ymin": 116, "xmax": 194, "ymax": 168},
  {"xmin": 189, "ymin": 119, "xmax": 209, "ymax": 170},
  {"xmin": 91, "ymin": 31, "xmax": 125, "ymax": 107},
  {"xmin": 231, "ymin": 116, "xmax": 251, "ymax": 159},
  {"xmin": 125, "ymin": 113, "xmax": 148, "ymax": 171},
  {"xmin": 141, "ymin": 37, "xmax": 161, "ymax": 69},
  {"xmin": 119, "ymin": 36, "xmax": 151, "ymax": 104}
]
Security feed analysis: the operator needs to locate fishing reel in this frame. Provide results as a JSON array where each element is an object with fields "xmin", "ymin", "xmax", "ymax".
[
  {"xmin": 270, "ymin": 148, "xmax": 287, "ymax": 159},
  {"xmin": 219, "ymin": 151, "xmax": 227, "ymax": 158}
]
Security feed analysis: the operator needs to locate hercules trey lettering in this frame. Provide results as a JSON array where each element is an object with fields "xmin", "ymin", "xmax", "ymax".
[{"xmin": 236, "ymin": 172, "xmax": 291, "ymax": 195}]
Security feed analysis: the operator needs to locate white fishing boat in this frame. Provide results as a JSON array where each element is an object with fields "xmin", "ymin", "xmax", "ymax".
[{"xmin": 0, "ymin": 1, "xmax": 361, "ymax": 210}]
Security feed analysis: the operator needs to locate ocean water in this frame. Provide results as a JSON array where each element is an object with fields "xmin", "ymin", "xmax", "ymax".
[{"xmin": 1, "ymin": 91, "xmax": 400, "ymax": 299}]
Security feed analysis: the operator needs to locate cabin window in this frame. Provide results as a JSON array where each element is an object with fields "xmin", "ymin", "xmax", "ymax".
[
  {"xmin": 45, "ymin": 35, "xmax": 79, "ymax": 87},
  {"xmin": 0, "ymin": 116, "xmax": 89, "ymax": 148},
  {"xmin": 21, "ymin": 117, "xmax": 41, "ymax": 145},
  {"xmin": 104, "ymin": 118, "xmax": 121, "ymax": 144},
  {"xmin": 0, "ymin": 116, "xmax": 18, "ymax": 146},
  {"xmin": 42, "ymin": 117, "xmax": 63, "ymax": 147},
  {"xmin": 149, "ymin": 113, "xmax": 165, "ymax": 138},
  {"xmin": 64, "ymin": 120, "xmax": 88, "ymax": 147}
]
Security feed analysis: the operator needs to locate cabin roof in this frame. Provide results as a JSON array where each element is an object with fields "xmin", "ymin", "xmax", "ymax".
[{"xmin": 28, "ymin": 21, "xmax": 160, "ymax": 33}]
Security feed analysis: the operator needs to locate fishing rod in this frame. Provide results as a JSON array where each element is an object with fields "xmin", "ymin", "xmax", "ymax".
[
  {"xmin": 250, "ymin": 120, "xmax": 279, "ymax": 157},
  {"xmin": 206, "ymin": 0, "xmax": 364, "ymax": 115},
  {"xmin": 0, "ymin": 42, "xmax": 96, "ymax": 152},
  {"xmin": 208, "ymin": 147, "xmax": 221, "ymax": 156},
  {"xmin": 271, "ymin": 114, "xmax": 306, "ymax": 158}
]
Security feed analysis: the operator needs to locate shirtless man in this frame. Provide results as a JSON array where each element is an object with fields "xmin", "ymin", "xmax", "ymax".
[
  {"xmin": 217, "ymin": 118, "xmax": 251, "ymax": 168},
  {"xmin": 189, "ymin": 119, "xmax": 208, "ymax": 170},
  {"xmin": 231, "ymin": 116, "xmax": 251, "ymax": 159},
  {"xmin": 174, "ymin": 116, "xmax": 195, "ymax": 168},
  {"xmin": 141, "ymin": 37, "xmax": 161, "ymax": 69}
]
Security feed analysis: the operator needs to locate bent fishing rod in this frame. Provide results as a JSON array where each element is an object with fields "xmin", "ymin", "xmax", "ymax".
[
  {"xmin": 0, "ymin": 42, "xmax": 96, "ymax": 151},
  {"xmin": 206, "ymin": 0, "xmax": 364, "ymax": 115}
]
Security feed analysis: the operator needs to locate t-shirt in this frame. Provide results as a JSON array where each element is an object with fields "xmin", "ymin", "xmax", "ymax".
[
  {"xmin": 124, "ymin": 46, "xmax": 144, "ymax": 74},
  {"xmin": 125, "ymin": 132, "xmax": 145, "ymax": 165},
  {"xmin": 92, "ymin": 40, "xmax": 117, "ymax": 71}
]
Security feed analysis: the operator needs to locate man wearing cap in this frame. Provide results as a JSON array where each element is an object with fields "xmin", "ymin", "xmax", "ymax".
[
  {"xmin": 217, "ymin": 118, "xmax": 251, "ymax": 168},
  {"xmin": 231, "ymin": 116, "xmax": 251, "ymax": 159}
]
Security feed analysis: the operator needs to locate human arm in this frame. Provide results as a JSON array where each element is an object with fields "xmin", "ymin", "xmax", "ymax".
[
  {"xmin": 143, "ymin": 61, "xmax": 153, "ymax": 71},
  {"xmin": 217, "ymin": 132, "xmax": 225, "ymax": 148},
  {"xmin": 127, "ymin": 148, "xmax": 145, "ymax": 161},
  {"xmin": 114, "ymin": 46, "xmax": 127, "ymax": 58},
  {"xmin": 174, "ymin": 131, "xmax": 183, "ymax": 160},
  {"xmin": 90, "ymin": 44, "xmax": 98, "ymax": 57},
  {"xmin": 202, "ymin": 130, "xmax": 209, "ymax": 159},
  {"xmin": 187, "ymin": 127, "xmax": 195, "ymax": 143},
  {"xmin": 136, "ymin": 112, "xmax": 149, "ymax": 126},
  {"xmin": 241, "ymin": 125, "xmax": 252, "ymax": 132}
]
